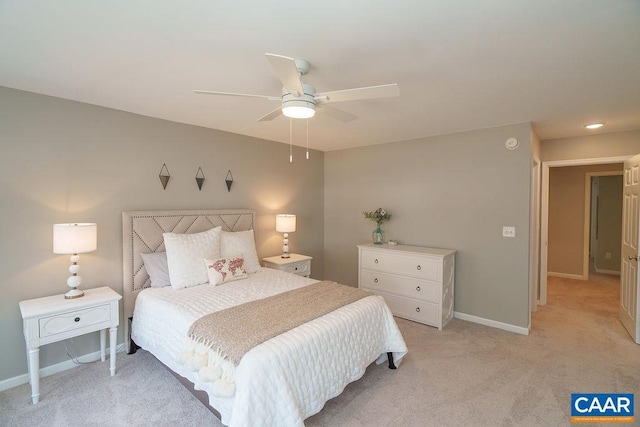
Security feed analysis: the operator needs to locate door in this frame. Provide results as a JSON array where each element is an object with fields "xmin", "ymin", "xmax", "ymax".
[{"xmin": 620, "ymin": 153, "xmax": 640, "ymax": 343}]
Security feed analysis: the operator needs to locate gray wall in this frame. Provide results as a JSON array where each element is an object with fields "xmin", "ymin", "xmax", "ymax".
[
  {"xmin": 324, "ymin": 123, "xmax": 533, "ymax": 328},
  {"xmin": 541, "ymin": 130, "xmax": 640, "ymax": 161},
  {"xmin": 0, "ymin": 87, "xmax": 324, "ymax": 381}
]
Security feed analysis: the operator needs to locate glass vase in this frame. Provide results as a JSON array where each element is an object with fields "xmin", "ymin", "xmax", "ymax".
[{"xmin": 372, "ymin": 225, "xmax": 384, "ymax": 245}]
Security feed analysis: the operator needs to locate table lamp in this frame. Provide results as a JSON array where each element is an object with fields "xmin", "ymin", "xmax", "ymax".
[
  {"xmin": 53, "ymin": 223, "xmax": 97, "ymax": 299},
  {"xmin": 275, "ymin": 214, "xmax": 296, "ymax": 258}
]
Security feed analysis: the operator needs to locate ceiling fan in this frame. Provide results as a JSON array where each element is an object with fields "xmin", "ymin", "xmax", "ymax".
[{"xmin": 194, "ymin": 53, "xmax": 399, "ymax": 123}]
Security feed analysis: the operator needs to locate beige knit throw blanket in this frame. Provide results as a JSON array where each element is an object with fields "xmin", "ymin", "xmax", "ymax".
[{"xmin": 178, "ymin": 281, "xmax": 372, "ymax": 397}]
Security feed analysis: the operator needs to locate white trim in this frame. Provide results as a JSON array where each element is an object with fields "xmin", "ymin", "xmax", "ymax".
[
  {"xmin": 530, "ymin": 157, "xmax": 541, "ymax": 314},
  {"xmin": 0, "ymin": 344, "xmax": 125, "ymax": 392},
  {"xmin": 454, "ymin": 311, "xmax": 529, "ymax": 335},
  {"xmin": 540, "ymin": 155, "xmax": 632, "ymax": 307},
  {"xmin": 547, "ymin": 271, "xmax": 585, "ymax": 280}
]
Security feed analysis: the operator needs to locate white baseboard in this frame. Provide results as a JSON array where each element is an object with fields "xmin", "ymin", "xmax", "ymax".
[
  {"xmin": 595, "ymin": 268, "xmax": 621, "ymax": 276},
  {"xmin": 454, "ymin": 311, "xmax": 529, "ymax": 336},
  {"xmin": 0, "ymin": 344, "xmax": 125, "ymax": 393},
  {"xmin": 547, "ymin": 271, "xmax": 586, "ymax": 280}
]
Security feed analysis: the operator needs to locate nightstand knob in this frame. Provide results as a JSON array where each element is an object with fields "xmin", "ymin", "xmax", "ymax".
[
  {"xmin": 416, "ymin": 286, "xmax": 421, "ymax": 291},
  {"xmin": 374, "ymin": 278, "xmax": 378, "ymax": 283},
  {"xmin": 374, "ymin": 259, "xmax": 379, "ymax": 264},
  {"xmin": 416, "ymin": 307, "xmax": 421, "ymax": 313},
  {"xmin": 416, "ymin": 265, "xmax": 422, "ymax": 271},
  {"xmin": 74, "ymin": 317, "xmax": 80, "ymax": 322}
]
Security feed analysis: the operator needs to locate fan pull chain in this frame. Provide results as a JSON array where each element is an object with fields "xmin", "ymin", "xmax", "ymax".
[
  {"xmin": 306, "ymin": 119, "xmax": 309, "ymax": 160},
  {"xmin": 289, "ymin": 118, "xmax": 293, "ymax": 163}
]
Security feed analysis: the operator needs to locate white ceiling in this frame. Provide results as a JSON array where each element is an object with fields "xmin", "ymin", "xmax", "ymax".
[{"xmin": 1, "ymin": 1, "xmax": 639, "ymax": 152}]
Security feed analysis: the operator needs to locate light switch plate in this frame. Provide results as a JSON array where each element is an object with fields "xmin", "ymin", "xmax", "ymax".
[{"xmin": 503, "ymin": 226, "xmax": 516, "ymax": 238}]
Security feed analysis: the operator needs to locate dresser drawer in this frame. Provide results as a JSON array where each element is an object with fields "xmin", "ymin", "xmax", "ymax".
[
  {"xmin": 360, "ymin": 269, "xmax": 440, "ymax": 303},
  {"xmin": 361, "ymin": 250, "xmax": 440, "ymax": 280},
  {"xmin": 368, "ymin": 289, "xmax": 439, "ymax": 326},
  {"xmin": 39, "ymin": 304, "xmax": 111, "ymax": 338}
]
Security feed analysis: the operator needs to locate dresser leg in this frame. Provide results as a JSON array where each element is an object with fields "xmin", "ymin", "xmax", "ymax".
[
  {"xmin": 109, "ymin": 326, "xmax": 117, "ymax": 376},
  {"xmin": 28, "ymin": 347, "xmax": 40, "ymax": 404}
]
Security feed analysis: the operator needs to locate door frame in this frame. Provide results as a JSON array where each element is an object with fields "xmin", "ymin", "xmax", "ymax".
[
  {"xmin": 530, "ymin": 158, "xmax": 541, "ymax": 316},
  {"xmin": 539, "ymin": 155, "xmax": 631, "ymax": 305}
]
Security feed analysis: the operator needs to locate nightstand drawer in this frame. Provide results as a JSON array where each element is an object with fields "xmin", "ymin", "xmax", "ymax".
[
  {"xmin": 280, "ymin": 261, "xmax": 310, "ymax": 276},
  {"xmin": 262, "ymin": 254, "xmax": 313, "ymax": 277},
  {"xmin": 39, "ymin": 304, "xmax": 111, "ymax": 338}
]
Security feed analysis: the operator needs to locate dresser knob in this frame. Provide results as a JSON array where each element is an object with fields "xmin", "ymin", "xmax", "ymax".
[
  {"xmin": 417, "ymin": 265, "xmax": 422, "ymax": 271},
  {"xmin": 74, "ymin": 317, "xmax": 80, "ymax": 322},
  {"xmin": 416, "ymin": 286, "xmax": 421, "ymax": 291},
  {"xmin": 374, "ymin": 278, "xmax": 378, "ymax": 283},
  {"xmin": 416, "ymin": 307, "xmax": 421, "ymax": 313},
  {"xmin": 374, "ymin": 259, "xmax": 379, "ymax": 264}
]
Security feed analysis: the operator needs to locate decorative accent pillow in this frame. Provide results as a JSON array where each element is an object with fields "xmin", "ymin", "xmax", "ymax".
[
  {"xmin": 163, "ymin": 226, "xmax": 222, "ymax": 290},
  {"xmin": 140, "ymin": 251, "xmax": 171, "ymax": 288},
  {"xmin": 204, "ymin": 255, "xmax": 248, "ymax": 285},
  {"xmin": 220, "ymin": 229, "xmax": 261, "ymax": 274}
]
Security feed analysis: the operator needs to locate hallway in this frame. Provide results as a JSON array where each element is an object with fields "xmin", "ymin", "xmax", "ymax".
[{"xmin": 534, "ymin": 273, "xmax": 629, "ymax": 343}]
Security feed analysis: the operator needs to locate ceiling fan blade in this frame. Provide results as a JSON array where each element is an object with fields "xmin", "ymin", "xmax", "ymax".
[
  {"xmin": 317, "ymin": 105, "xmax": 358, "ymax": 123},
  {"xmin": 193, "ymin": 90, "xmax": 280, "ymax": 101},
  {"xmin": 316, "ymin": 83, "xmax": 399, "ymax": 103},
  {"xmin": 266, "ymin": 53, "xmax": 305, "ymax": 96},
  {"xmin": 257, "ymin": 106, "xmax": 283, "ymax": 122}
]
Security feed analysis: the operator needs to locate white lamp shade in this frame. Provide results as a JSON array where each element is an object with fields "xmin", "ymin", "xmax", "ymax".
[
  {"xmin": 53, "ymin": 223, "xmax": 97, "ymax": 254},
  {"xmin": 276, "ymin": 214, "xmax": 296, "ymax": 233}
]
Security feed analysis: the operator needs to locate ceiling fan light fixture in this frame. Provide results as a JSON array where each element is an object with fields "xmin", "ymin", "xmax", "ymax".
[
  {"xmin": 282, "ymin": 100, "xmax": 316, "ymax": 119},
  {"xmin": 584, "ymin": 122, "xmax": 605, "ymax": 130}
]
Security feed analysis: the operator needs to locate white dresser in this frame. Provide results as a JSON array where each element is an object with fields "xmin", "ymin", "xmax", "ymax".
[{"xmin": 358, "ymin": 243, "xmax": 456, "ymax": 330}]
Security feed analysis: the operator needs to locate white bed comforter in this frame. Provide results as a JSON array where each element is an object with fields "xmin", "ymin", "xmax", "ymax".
[{"xmin": 132, "ymin": 268, "xmax": 408, "ymax": 426}]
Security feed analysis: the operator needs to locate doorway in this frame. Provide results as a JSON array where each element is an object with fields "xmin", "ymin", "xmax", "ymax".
[{"xmin": 539, "ymin": 156, "xmax": 631, "ymax": 306}]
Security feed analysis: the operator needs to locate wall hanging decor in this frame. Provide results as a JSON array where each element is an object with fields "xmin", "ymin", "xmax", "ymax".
[
  {"xmin": 195, "ymin": 167, "xmax": 205, "ymax": 191},
  {"xmin": 225, "ymin": 170, "xmax": 234, "ymax": 192},
  {"xmin": 159, "ymin": 163, "xmax": 170, "ymax": 190}
]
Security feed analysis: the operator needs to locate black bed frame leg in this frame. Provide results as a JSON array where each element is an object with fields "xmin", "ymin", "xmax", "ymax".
[
  {"xmin": 387, "ymin": 352, "xmax": 397, "ymax": 369},
  {"xmin": 127, "ymin": 316, "xmax": 140, "ymax": 354}
]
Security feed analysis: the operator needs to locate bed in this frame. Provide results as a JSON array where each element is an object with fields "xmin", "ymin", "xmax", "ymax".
[{"xmin": 123, "ymin": 209, "xmax": 407, "ymax": 426}]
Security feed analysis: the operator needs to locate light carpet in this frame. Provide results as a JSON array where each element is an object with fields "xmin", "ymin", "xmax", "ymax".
[{"xmin": 2, "ymin": 274, "xmax": 639, "ymax": 426}]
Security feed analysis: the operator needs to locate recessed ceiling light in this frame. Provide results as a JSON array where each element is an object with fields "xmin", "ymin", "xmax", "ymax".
[{"xmin": 584, "ymin": 123, "xmax": 605, "ymax": 130}]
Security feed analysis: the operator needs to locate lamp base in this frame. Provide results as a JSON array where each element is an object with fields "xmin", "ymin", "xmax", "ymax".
[
  {"xmin": 281, "ymin": 253, "xmax": 291, "ymax": 259},
  {"xmin": 65, "ymin": 288, "xmax": 85, "ymax": 299}
]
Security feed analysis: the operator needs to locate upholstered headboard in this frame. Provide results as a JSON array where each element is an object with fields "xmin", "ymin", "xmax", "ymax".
[{"xmin": 122, "ymin": 209, "xmax": 255, "ymax": 352}]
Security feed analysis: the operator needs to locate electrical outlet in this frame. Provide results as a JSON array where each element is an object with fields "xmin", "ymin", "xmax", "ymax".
[
  {"xmin": 605, "ymin": 252, "xmax": 611, "ymax": 259},
  {"xmin": 502, "ymin": 226, "xmax": 516, "ymax": 238}
]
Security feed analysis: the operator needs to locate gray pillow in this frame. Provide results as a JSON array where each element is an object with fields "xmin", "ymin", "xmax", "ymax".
[{"xmin": 140, "ymin": 251, "xmax": 171, "ymax": 288}]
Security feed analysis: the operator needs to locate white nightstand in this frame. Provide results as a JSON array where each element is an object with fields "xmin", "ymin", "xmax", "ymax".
[
  {"xmin": 19, "ymin": 286, "xmax": 121, "ymax": 404},
  {"xmin": 263, "ymin": 253, "xmax": 313, "ymax": 277}
]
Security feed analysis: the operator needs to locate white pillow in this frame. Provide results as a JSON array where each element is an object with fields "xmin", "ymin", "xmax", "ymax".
[
  {"xmin": 163, "ymin": 226, "xmax": 222, "ymax": 290},
  {"xmin": 221, "ymin": 229, "xmax": 261, "ymax": 273},
  {"xmin": 204, "ymin": 255, "xmax": 248, "ymax": 285},
  {"xmin": 140, "ymin": 251, "xmax": 171, "ymax": 288}
]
